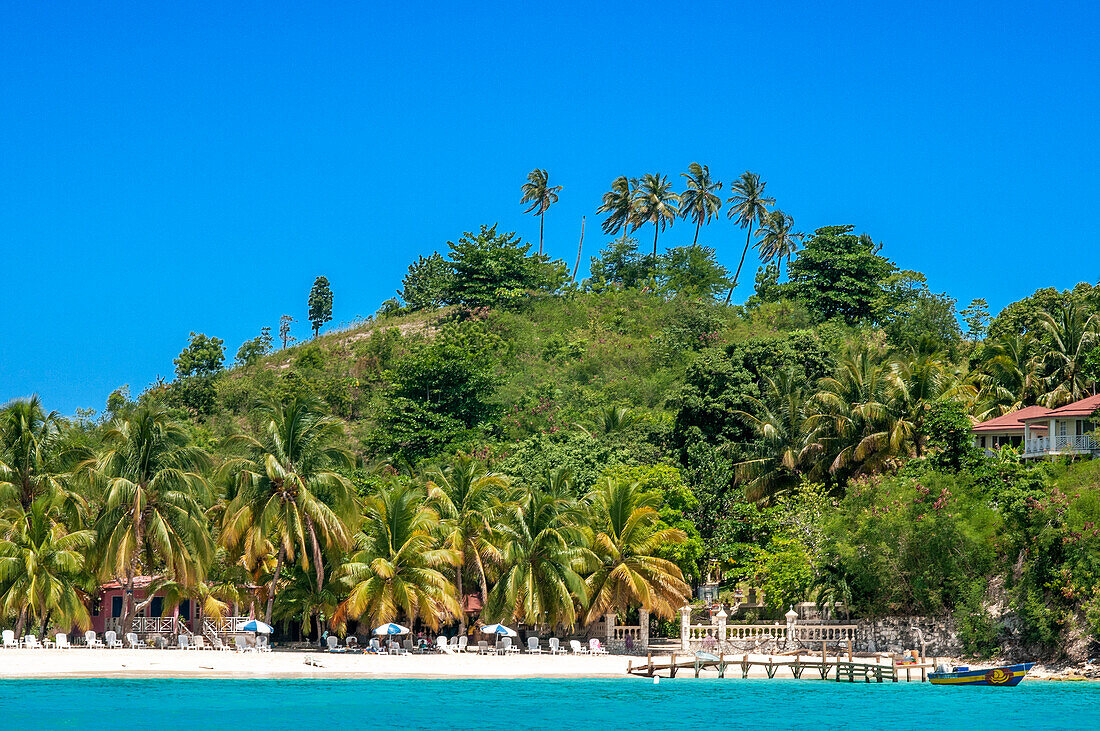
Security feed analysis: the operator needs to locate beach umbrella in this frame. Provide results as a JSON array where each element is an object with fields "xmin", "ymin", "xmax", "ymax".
[
  {"xmin": 236, "ymin": 619, "xmax": 274, "ymax": 634},
  {"xmin": 373, "ymin": 623, "xmax": 411, "ymax": 636},
  {"xmin": 480, "ymin": 624, "xmax": 517, "ymax": 637}
]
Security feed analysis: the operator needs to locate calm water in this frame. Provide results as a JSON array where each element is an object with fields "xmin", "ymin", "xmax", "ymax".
[{"xmin": 2, "ymin": 678, "xmax": 1098, "ymax": 730}]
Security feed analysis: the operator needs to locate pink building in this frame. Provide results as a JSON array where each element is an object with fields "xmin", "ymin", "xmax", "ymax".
[{"xmin": 91, "ymin": 576, "xmax": 200, "ymax": 637}]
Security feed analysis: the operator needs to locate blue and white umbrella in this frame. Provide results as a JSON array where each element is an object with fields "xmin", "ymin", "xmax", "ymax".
[
  {"xmin": 373, "ymin": 623, "xmax": 411, "ymax": 636},
  {"xmin": 236, "ymin": 619, "xmax": 274, "ymax": 634},
  {"xmin": 480, "ymin": 623, "xmax": 517, "ymax": 637}
]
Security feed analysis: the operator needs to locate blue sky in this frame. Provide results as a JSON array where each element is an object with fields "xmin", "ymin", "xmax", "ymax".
[{"xmin": 2, "ymin": 1, "xmax": 1097, "ymax": 414}]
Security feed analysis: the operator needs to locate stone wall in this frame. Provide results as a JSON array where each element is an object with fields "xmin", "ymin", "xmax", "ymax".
[{"xmin": 854, "ymin": 616, "xmax": 962, "ymax": 657}]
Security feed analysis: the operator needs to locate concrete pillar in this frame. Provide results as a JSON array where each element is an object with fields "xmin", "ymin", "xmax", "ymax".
[
  {"xmin": 638, "ymin": 608, "xmax": 649, "ymax": 651},
  {"xmin": 785, "ymin": 605, "xmax": 799, "ymax": 650},
  {"xmin": 716, "ymin": 608, "xmax": 728, "ymax": 646},
  {"xmin": 605, "ymin": 612, "xmax": 616, "ymax": 646},
  {"xmin": 679, "ymin": 605, "xmax": 691, "ymax": 652}
]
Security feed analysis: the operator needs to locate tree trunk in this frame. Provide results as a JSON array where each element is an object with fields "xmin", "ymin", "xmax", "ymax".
[
  {"xmin": 473, "ymin": 551, "xmax": 490, "ymax": 622},
  {"xmin": 14, "ymin": 607, "xmax": 26, "ymax": 639},
  {"xmin": 652, "ymin": 224, "xmax": 659, "ymax": 259},
  {"xmin": 725, "ymin": 223, "xmax": 755, "ymax": 305},
  {"xmin": 456, "ymin": 562, "xmax": 466, "ymax": 634},
  {"xmin": 693, "ymin": 220, "xmax": 700, "ymax": 246},
  {"xmin": 121, "ymin": 570, "xmax": 135, "ymax": 635},
  {"xmin": 539, "ymin": 213, "xmax": 545, "ymax": 256},
  {"xmin": 571, "ymin": 216, "xmax": 585, "ymax": 282},
  {"xmin": 306, "ymin": 515, "xmax": 325, "ymax": 590},
  {"xmin": 264, "ymin": 544, "xmax": 286, "ymax": 625}
]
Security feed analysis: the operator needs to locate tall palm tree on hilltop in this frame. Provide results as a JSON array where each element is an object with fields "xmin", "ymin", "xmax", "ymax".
[
  {"xmin": 679, "ymin": 163, "xmax": 722, "ymax": 245},
  {"xmin": 632, "ymin": 173, "xmax": 680, "ymax": 258},
  {"xmin": 725, "ymin": 171, "xmax": 775, "ymax": 303},
  {"xmin": 520, "ymin": 169, "xmax": 563, "ymax": 256},
  {"xmin": 753, "ymin": 209, "xmax": 802, "ymax": 273},
  {"xmin": 597, "ymin": 176, "xmax": 637, "ymax": 237}
]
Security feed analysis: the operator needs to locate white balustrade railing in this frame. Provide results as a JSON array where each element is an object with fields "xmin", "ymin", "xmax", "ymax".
[
  {"xmin": 203, "ymin": 616, "xmax": 251, "ymax": 638},
  {"xmin": 791, "ymin": 624, "xmax": 857, "ymax": 643},
  {"xmin": 1026, "ymin": 434, "xmax": 1097, "ymax": 456},
  {"xmin": 611, "ymin": 626, "xmax": 643, "ymax": 641}
]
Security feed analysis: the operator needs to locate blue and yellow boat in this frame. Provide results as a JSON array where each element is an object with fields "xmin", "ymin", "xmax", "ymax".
[{"xmin": 928, "ymin": 662, "xmax": 1035, "ymax": 686}]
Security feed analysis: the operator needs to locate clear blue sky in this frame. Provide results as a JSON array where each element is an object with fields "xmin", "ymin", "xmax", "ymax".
[{"xmin": 2, "ymin": 1, "xmax": 1097, "ymax": 414}]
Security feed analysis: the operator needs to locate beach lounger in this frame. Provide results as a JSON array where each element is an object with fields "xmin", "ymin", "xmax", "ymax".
[
  {"xmin": 42, "ymin": 634, "xmax": 55, "ymax": 648},
  {"xmin": 3, "ymin": 630, "xmax": 18, "ymax": 648},
  {"xmin": 346, "ymin": 636, "xmax": 358, "ymax": 650},
  {"xmin": 125, "ymin": 632, "xmax": 145, "ymax": 649},
  {"xmin": 548, "ymin": 637, "xmax": 567, "ymax": 655},
  {"xmin": 367, "ymin": 638, "xmax": 382, "ymax": 654},
  {"xmin": 504, "ymin": 637, "xmax": 519, "ymax": 655},
  {"xmin": 436, "ymin": 636, "xmax": 455, "ymax": 654},
  {"xmin": 257, "ymin": 635, "xmax": 272, "ymax": 652},
  {"xmin": 232, "ymin": 635, "xmax": 250, "ymax": 652},
  {"xmin": 177, "ymin": 634, "xmax": 191, "ymax": 650},
  {"xmin": 403, "ymin": 639, "xmax": 415, "ymax": 654},
  {"xmin": 388, "ymin": 640, "xmax": 408, "ymax": 656},
  {"xmin": 569, "ymin": 639, "xmax": 587, "ymax": 655},
  {"xmin": 23, "ymin": 635, "xmax": 42, "ymax": 649},
  {"xmin": 55, "ymin": 633, "xmax": 72, "ymax": 649},
  {"xmin": 210, "ymin": 636, "xmax": 231, "ymax": 651},
  {"xmin": 192, "ymin": 635, "xmax": 210, "ymax": 650},
  {"xmin": 527, "ymin": 636, "xmax": 543, "ymax": 654},
  {"xmin": 477, "ymin": 640, "xmax": 491, "ymax": 655},
  {"xmin": 84, "ymin": 631, "xmax": 104, "ymax": 648},
  {"xmin": 326, "ymin": 635, "xmax": 346, "ymax": 653},
  {"xmin": 589, "ymin": 638, "xmax": 609, "ymax": 655},
  {"xmin": 459, "ymin": 636, "xmax": 473, "ymax": 653},
  {"xmin": 104, "ymin": 630, "xmax": 123, "ymax": 648}
]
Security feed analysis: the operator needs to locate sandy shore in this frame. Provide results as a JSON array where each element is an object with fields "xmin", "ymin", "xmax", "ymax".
[{"xmin": 0, "ymin": 647, "xmax": 634, "ymax": 679}]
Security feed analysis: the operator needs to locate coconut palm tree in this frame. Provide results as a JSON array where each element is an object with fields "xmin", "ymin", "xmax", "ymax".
[
  {"xmin": 425, "ymin": 456, "xmax": 508, "ymax": 632},
  {"xmin": 632, "ymin": 173, "xmax": 680, "ymax": 258},
  {"xmin": 575, "ymin": 405, "xmax": 642, "ymax": 438},
  {"xmin": 520, "ymin": 168, "xmax": 563, "ymax": 256},
  {"xmin": 219, "ymin": 395, "xmax": 357, "ymax": 625},
  {"xmin": 753, "ymin": 209, "xmax": 802, "ymax": 272},
  {"xmin": 734, "ymin": 368, "xmax": 815, "ymax": 503},
  {"xmin": 597, "ymin": 176, "xmax": 636, "ymax": 236},
  {"xmin": 82, "ymin": 405, "xmax": 214, "ymax": 634},
  {"xmin": 679, "ymin": 163, "xmax": 722, "ymax": 245},
  {"xmin": 582, "ymin": 477, "xmax": 689, "ymax": 624},
  {"xmin": 1038, "ymin": 302, "xmax": 1099, "ymax": 407},
  {"xmin": 0, "ymin": 397, "xmax": 82, "ymax": 518},
  {"xmin": 0, "ymin": 498, "xmax": 93, "ymax": 638},
  {"xmin": 335, "ymin": 484, "xmax": 460, "ymax": 631},
  {"xmin": 484, "ymin": 486, "xmax": 590, "ymax": 630},
  {"xmin": 724, "ymin": 171, "xmax": 775, "ymax": 303}
]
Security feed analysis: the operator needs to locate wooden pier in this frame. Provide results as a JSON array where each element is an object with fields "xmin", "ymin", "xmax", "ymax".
[{"xmin": 627, "ymin": 650, "xmax": 936, "ymax": 683}]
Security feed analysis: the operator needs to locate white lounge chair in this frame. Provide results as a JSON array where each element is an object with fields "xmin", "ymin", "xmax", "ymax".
[
  {"xmin": 436, "ymin": 636, "xmax": 455, "ymax": 654},
  {"xmin": 177, "ymin": 634, "xmax": 191, "ymax": 650},
  {"xmin": 257, "ymin": 635, "xmax": 272, "ymax": 652},
  {"xmin": 210, "ymin": 636, "xmax": 231, "ymax": 651},
  {"xmin": 104, "ymin": 630, "xmax": 123, "ymax": 648},
  {"xmin": 569, "ymin": 639, "xmax": 587, "ymax": 655},
  {"xmin": 326, "ymin": 635, "xmax": 342, "ymax": 652},
  {"xmin": 589, "ymin": 638, "xmax": 609, "ymax": 655},
  {"xmin": 192, "ymin": 635, "xmax": 210, "ymax": 650},
  {"xmin": 125, "ymin": 632, "xmax": 144, "ymax": 649},
  {"xmin": 23, "ymin": 635, "xmax": 42, "ymax": 649},
  {"xmin": 548, "ymin": 637, "xmax": 567, "ymax": 655},
  {"xmin": 55, "ymin": 633, "xmax": 72, "ymax": 649},
  {"xmin": 232, "ymin": 635, "xmax": 252, "ymax": 652},
  {"xmin": 388, "ymin": 640, "xmax": 407, "ymax": 655},
  {"xmin": 346, "ymin": 636, "xmax": 359, "ymax": 650},
  {"xmin": 85, "ymin": 631, "xmax": 104, "ymax": 648},
  {"xmin": 477, "ymin": 640, "xmax": 491, "ymax": 655},
  {"xmin": 459, "ymin": 636, "xmax": 473, "ymax": 653},
  {"xmin": 367, "ymin": 638, "xmax": 382, "ymax": 654},
  {"xmin": 527, "ymin": 636, "xmax": 543, "ymax": 654},
  {"xmin": 3, "ymin": 630, "xmax": 18, "ymax": 648}
]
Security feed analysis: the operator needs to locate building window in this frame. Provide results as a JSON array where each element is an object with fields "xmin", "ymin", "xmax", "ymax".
[{"xmin": 111, "ymin": 596, "xmax": 123, "ymax": 618}]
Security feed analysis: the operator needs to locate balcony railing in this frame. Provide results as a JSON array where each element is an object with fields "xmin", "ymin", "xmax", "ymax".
[{"xmin": 1025, "ymin": 434, "xmax": 1097, "ymax": 457}]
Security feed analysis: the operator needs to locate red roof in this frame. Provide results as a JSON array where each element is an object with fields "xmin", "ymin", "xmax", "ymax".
[
  {"xmin": 973, "ymin": 406, "xmax": 1051, "ymax": 433},
  {"xmin": 99, "ymin": 576, "xmax": 160, "ymax": 590},
  {"xmin": 1021, "ymin": 393, "xmax": 1100, "ymax": 422}
]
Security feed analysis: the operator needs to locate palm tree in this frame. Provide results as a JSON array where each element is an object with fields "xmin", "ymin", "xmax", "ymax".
[
  {"xmin": 576, "ymin": 405, "xmax": 642, "ymax": 438},
  {"xmin": 679, "ymin": 163, "xmax": 722, "ymax": 245},
  {"xmin": 632, "ymin": 173, "xmax": 680, "ymax": 258},
  {"xmin": 0, "ymin": 498, "xmax": 93, "ymax": 638},
  {"xmin": 220, "ymin": 395, "xmax": 357, "ymax": 625},
  {"xmin": 0, "ymin": 397, "xmax": 82, "ymax": 517},
  {"xmin": 484, "ymin": 486, "xmax": 590, "ymax": 630},
  {"xmin": 1038, "ymin": 302, "xmax": 1099, "ymax": 406},
  {"xmin": 335, "ymin": 484, "xmax": 460, "ymax": 631},
  {"xmin": 975, "ymin": 333, "xmax": 1042, "ymax": 415},
  {"xmin": 753, "ymin": 209, "xmax": 801, "ymax": 272},
  {"xmin": 520, "ymin": 168, "xmax": 563, "ymax": 256},
  {"xmin": 597, "ymin": 176, "xmax": 636, "ymax": 237},
  {"xmin": 582, "ymin": 477, "xmax": 690, "ymax": 625},
  {"xmin": 425, "ymin": 456, "xmax": 508, "ymax": 632},
  {"xmin": 893, "ymin": 347, "xmax": 956, "ymax": 457},
  {"xmin": 82, "ymin": 405, "xmax": 214, "ymax": 634},
  {"xmin": 811, "ymin": 564, "xmax": 852, "ymax": 621},
  {"xmin": 734, "ymin": 368, "xmax": 815, "ymax": 503},
  {"xmin": 724, "ymin": 171, "xmax": 775, "ymax": 303}
]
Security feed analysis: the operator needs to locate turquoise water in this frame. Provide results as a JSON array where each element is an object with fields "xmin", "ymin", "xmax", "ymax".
[{"xmin": 3, "ymin": 678, "xmax": 1098, "ymax": 730}]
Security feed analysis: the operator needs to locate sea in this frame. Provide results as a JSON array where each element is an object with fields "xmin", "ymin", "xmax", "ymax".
[{"xmin": 3, "ymin": 677, "xmax": 1097, "ymax": 730}]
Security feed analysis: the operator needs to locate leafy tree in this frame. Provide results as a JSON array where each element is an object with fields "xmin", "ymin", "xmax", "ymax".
[
  {"xmin": 725, "ymin": 171, "xmax": 775, "ymax": 302},
  {"xmin": 753, "ymin": 209, "xmax": 801, "ymax": 272},
  {"xmin": 236, "ymin": 327, "xmax": 273, "ymax": 367},
  {"xmin": 583, "ymin": 476, "xmax": 690, "ymax": 623},
  {"xmin": 389, "ymin": 343, "xmax": 498, "ymax": 428},
  {"xmin": 0, "ymin": 396, "xmax": 79, "ymax": 514},
  {"xmin": 174, "ymin": 332, "xmax": 225, "ymax": 378},
  {"xmin": 588, "ymin": 236, "xmax": 649, "ymax": 291},
  {"xmin": 874, "ymin": 271, "xmax": 961, "ymax": 351},
  {"xmin": 750, "ymin": 536, "xmax": 814, "ymax": 611},
  {"xmin": 426, "ymin": 457, "xmax": 508, "ymax": 631},
  {"xmin": 961, "ymin": 298, "xmax": 991, "ymax": 342},
  {"xmin": 670, "ymin": 348, "xmax": 758, "ymax": 456},
  {"xmin": 658, "ymin": 244, "xmax": 730, "ymax": 299},
  {"xmin": 279, "ymin": 315, "xmax": 296, "ymax": 349},
  {"xmin": 735, "ymin": 368, "xmax": 814, "ymax": 503},
  {"xmin": 308, "ymin": 276, "xmax": 334, "ymax": 337},
  {"xmin": 975, "ymin": 333, "xmax": 1041, "ymax": 415},
  {"xmin": 746, "ymin": 263, "xmax": 784, "ymax": 307},
  {"xmin": 220, "ymin": 395, "xmax": 357, "ymax": 624},
  {"xmin": 445, "ymin": 224, "xmax": 566, "ymax": 308},
  {"xmin": 399, "ymin": 252, "xmax": 453, "ymax": 311},
  {"xmin": 632, "ymin": 172, "xmax": 680, "ymax": 258},
  {"xmin": 0, "ymin": 498, "xmax": 94, "ymax": 637},
  {"xmin": 924, "ymin": 398, "xmax": 981, "ymax": 471},
  {"xmin": 85, "ymin": 406, "xmax": 214, "ymax": 633},
  {"xmin": 679, "ymin": 163, "xmax": 722, "ymax": 245},
  {"xmin": 786, "ymin": 225, "xmax": 895, "ymax": 324},
  {"xmin": 597, "ymin": 176, "xmax": 636, "ymax": 236},
  {"xmin": 520, "ymin": 168, "xmax": 563, "ymax": 255},
  {"xmin": 335, "ymin": 484, "xmax": 460, "ymax": 630},
  {"xmin": 1038, "ymin": 300, "xmax": 1099, "ymax": 406}
]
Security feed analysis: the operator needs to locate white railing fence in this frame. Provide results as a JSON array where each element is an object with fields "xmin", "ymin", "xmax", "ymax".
[{"xmin": 1026, "ymin": 434, "xmax": 1097, "ymax": 456}]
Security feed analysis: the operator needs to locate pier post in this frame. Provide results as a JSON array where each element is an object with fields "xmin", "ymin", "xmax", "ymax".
[
  {"xmin": 679, "ymin": 605, "xmax": 691, "ymax": 652},
  {"xmin": 715, "ymin": 608, "xmax": 727, "ymax": 648}
]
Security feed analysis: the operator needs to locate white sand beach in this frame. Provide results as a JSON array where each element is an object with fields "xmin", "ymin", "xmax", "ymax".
[{"xmin": 0, "ymin": 648, "xmax": 635, "ymax": 679}]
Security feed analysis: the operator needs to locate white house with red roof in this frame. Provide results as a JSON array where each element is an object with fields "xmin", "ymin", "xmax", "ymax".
[{"xmin": 972, "ymin": 394, "xmax": 1100, "ymax": 459}]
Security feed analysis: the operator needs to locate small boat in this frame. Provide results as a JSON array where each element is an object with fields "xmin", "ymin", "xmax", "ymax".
[{"xmin": 929, "ymin": 662, "xmax": 1035, "ymax": 686}]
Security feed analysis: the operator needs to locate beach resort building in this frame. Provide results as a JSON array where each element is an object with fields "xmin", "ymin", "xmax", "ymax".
[
  {"xmin": 90, "ymin": 577, "xmax": 248, "ymax": 643},
  {"xmin": 971, "ymin": 394, "xmax": 1100, "ymax": 459}
]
